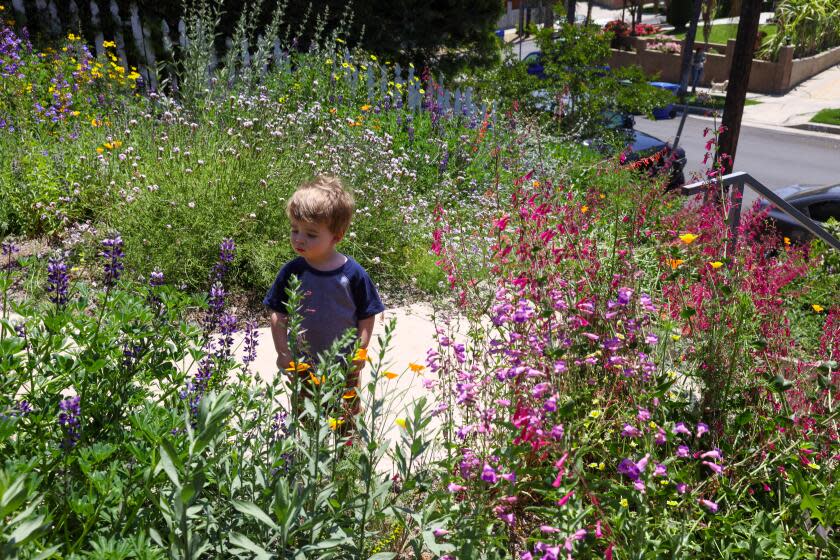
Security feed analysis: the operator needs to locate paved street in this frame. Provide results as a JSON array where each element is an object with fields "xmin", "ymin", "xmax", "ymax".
[{"xmin": 635, "ymin": 115, "xmax": 840, "ymax": 192}]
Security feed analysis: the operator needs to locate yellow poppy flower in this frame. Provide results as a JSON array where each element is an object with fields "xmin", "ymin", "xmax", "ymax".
[
  {"xmin": 360, "ymin": 104, "xmax": 372, "ymax": 112},
  {"xmin": 96, "ymin": 147, "xmax": 104, "ymax": 154},
  {"xmin": 679, "ymin": 233, "xmax": 699, "ymax": 244},
  {"xmin": 667, "ymin": 259, "xmax": 684, "ymax": 270},
  {"xmin": 383, "ymin": 371, "xmax": 398, "ymax": 380},
  {"xmin": 408, "ymin": 362, "xmax": 425, "ymax": 373},
  {"xmin": 395, "ymin": 418, "xmax": 407, "ymax": 429},
  {"xmin": 342, "ymin": 389, "xmax": 357, "ymax": 400},
  {"xmin": 709, "ymin": 261, "xmax": 724, "ymax": 269},
  {"xmin": 581, "ymin": 205, "xmax": 589, "ymax": 214},
  {"xmin": 308, "ymin": 372, "xmax": 322, "ymax": 385},
  {"xmin": 103, "ymin": 142, "xmax": 113, "ymax": 150},
  {"xmin": 328, "ymin": 417, "xmax": 344, "ymax": 431},
  {"xmin": 285, "ymin": 361, "xmax": 311, "ymax": 372},
  {"xmin": 783, "ymin": 237, "xmax": 791, "ymax": 246},
  {"xmin": 353, "ymin": 348, "xmax": 368, "ymax": 362}
]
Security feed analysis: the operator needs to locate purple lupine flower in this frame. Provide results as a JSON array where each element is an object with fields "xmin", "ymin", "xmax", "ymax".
[
  {"xmin": 1, "ymin": 239, "xmax": 19, "ymax": 257},
  {"xmin": 242, "ymin": 319, "xmax": 259, "ymax": 372},
  {"xmin": 100, "ymin": 236, "xmax": 124, "ymax": 286},
  {"xmin": 481, "ymin": 463, "xmax": 498, "ymax": 484},
  {"xmin": 213, "ymin": 238, "xmax": 236, "ymax": 280},
  {"xmin": 215, "ymin": 313, "xmax": 238, "ymax": 360},
  {"xmin": 58, "ymin": 395, "xmax": 81, "ymax": 448},
  {"xmin": 17, "ymin": 400, "xmax": 32, "ymax": 415},
  {"xmin": 149, "ymin": 268, "xmax": 165, "ymax": 287},
  {"xmin": 209, "ymin": 282, "xmax": 225, "ymax": 314},
  {"xmin": 46, "ymin": 256, "xmax": 69, "ymax": 305}
]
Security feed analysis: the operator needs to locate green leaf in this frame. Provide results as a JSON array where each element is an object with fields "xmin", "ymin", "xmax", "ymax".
[
  {"xmin": 232, "ymin": 500, "xmax": 279, "ymax": 531},
  {"xmin": 368, "ymin": 554, "xmax": 397, "ymax": 560},
  {"xmin": 229, "ymin": 532, "xmax": 272, "ymax": 559},
  {"xmin": 157, "ymin": 440, "xmax": 182, "ymax": 486}
]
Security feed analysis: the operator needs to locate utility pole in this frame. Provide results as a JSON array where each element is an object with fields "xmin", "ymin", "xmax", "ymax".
[
  {"xmin": 671, "ymin": 0, "xmax": 704, "ymax": 151},
  {"xmin": 716, "ymin": 0, "xmax": 763, "ymax": 173}
]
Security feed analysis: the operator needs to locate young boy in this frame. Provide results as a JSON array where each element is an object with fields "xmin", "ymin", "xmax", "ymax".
[{"xmin": 263, "ymin": 176, "xmax": 384, "ymax": 413}]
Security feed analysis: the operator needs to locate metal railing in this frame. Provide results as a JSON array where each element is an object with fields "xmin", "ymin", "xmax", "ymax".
[{"xmin": 680, "ymin": 172, "xmax": 840, "ymax": 253}]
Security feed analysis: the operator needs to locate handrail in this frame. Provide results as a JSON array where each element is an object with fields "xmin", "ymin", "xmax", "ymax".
[{"xmin": 681, "ymin": 172, "xmax": 840, "ymax": 252}]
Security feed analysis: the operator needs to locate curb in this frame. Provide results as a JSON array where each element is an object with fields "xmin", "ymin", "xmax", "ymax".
[{"xmin": 789, "ymin": 122, "xmax": 840, "ymax": 136}]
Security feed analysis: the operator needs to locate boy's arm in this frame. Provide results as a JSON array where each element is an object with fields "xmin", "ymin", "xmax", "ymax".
[
  {"xmin": 357, "ymin": 315, "xmax": 376, "ymax": 352},
  {"xmin": 269, "ymin": 310, "xmax": 292, "ymax": 370}
]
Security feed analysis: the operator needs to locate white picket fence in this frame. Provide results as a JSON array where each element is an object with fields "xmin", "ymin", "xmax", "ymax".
[{"xmin": 8, "ymin": 0, "xmax": 496, "ymax": 125}]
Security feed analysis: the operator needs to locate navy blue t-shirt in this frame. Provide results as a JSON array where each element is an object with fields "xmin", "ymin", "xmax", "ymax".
[{"xmin": 263, "ymin": 256, "xmax": 384, "ymax": 358}]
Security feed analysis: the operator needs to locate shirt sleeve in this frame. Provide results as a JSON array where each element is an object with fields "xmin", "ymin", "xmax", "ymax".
[
  {"xmin": 263, "ymin": 262, "xmax": 294, "ymax": 314},
  {"xmin": 351, "ymin": 267, "xmax": 385, "ymax": 319}
]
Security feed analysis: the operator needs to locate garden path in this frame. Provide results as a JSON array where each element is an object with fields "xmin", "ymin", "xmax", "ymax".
[{"xmin": 229, "ymin": 303, "xmax": 462, "ymax": 472}]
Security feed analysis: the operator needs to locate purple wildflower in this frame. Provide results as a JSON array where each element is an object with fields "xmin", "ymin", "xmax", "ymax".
[
  {"xmin": 673, "ymin": 422, "xmax": 691, "ymax": 435},
  {"xmin": 699, "ymin": 498, "xmax": 719, "ymax": 513},
  {"xmin": 17, "ymin": 400, "xmax": 32, "ymax": 415},
  {"xmin": 653, "ymin": 463, "xmax": 667, "ymax": 477},
  {"xmin": 481, "ymin": 463, "xmax": 498, "ymax": 484},
  {"xmin": 621, "ymin": 423, "xmax": 641, "ymax": 438},
  {"xmin": 617, "ymin": 458, "xmax": 641, "ymax": 481},
  {"xmin": 550, "ymin": 424, "xmax": 565, "ymax": 439},
  {"xmin": 637, "ymin": 407, "xmax": 651, "ymax": 422},
  {"xmin": 655, "ymin": 428, "xmax": 667, "ymax": 445},
  {"xmin": 702, "ymin": 461, "xmax": 723, "ymax": 475},
  {"xmin": 447, "ymin": 482, "xmax": 466, "ymax": 492},
  {"xmin": 242, "ymin": 319, "xmax": 259, "ymax": 373},
  {"xmin": 100, "ymin": 236, "xmax": 124, "ymax": 286},
  {"xmin": 58, "ymin": 395, "xmax": 81, "ymax": 448},
  {"xmin": 149, "ymin": 268, "xmax": 165, "ymax": 287},
  {"xmin": 696, "ymin": 422, "xmax": 709, "ymax": 437},
  {"xmin": 46, "ymin": 256, "xmax": 69, "ymax": 305},
  {"xmin": 677, "ymin": 445, "xmax": 690, "ymax": 458}
]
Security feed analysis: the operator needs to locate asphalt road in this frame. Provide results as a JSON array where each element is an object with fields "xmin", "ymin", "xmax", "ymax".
[{"xmin": 634, "ymin": 115, "xmax": 840, "ymax": 192}]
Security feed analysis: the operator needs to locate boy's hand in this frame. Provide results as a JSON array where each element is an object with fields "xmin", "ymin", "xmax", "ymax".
[{"xmin": 276, "ymin": 353, "xmax": 292, "ymax": 372}]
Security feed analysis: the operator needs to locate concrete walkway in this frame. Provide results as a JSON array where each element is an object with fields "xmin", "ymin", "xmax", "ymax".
[{"xmin": 744, "ymin": 64, "xmax": 840, "ymax": 127}]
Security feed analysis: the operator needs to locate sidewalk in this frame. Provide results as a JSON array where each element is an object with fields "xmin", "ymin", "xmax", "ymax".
[{"xmin": 743, "ymin": 64, "xmax": 840, "ymax": 128}]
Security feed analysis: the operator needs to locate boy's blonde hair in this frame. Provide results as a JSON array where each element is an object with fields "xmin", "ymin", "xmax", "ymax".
[{"xmin": 286, "ymin": 176, "xmax": 355, "ymax": 236}]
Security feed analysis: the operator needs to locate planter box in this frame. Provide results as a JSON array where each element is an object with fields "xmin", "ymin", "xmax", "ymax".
[{"xmin": 607, "ymin": 37, "xmax": 840, "ymax": 95}]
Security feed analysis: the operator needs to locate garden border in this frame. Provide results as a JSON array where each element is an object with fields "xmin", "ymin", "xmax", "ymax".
[{"xmin": 608, "ymin": 38, "xmax": 840, "ymax": 95}]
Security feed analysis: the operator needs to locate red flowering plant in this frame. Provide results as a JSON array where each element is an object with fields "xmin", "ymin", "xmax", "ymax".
[
  {"xmin": 419, "ymin": 123, "xmax": 837, "ymax": 557},
  {"xmin": 603, "ymin": 20, "xmax": 631, "ymax": 39}
]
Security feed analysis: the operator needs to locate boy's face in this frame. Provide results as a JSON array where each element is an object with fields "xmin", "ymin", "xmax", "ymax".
[{"xmin": 289, "ymin": 218, "xmax": 342, "ymax": 264}]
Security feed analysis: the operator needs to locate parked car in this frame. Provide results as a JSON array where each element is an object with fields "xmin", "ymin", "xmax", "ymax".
[
  {"xmin": 758, "ymin": 183, "xmax": 840, "ymax": 242},
  {"xmin": 583, "ymin": 128, "xmax": 687, "ymax": 191},
  {"xmin": 528, "ymin": 89, "xmax": 686, "ymax": 190},
  {"xmin": 647, "ymin": 81, "xmax": 679, "ymax": 120}
]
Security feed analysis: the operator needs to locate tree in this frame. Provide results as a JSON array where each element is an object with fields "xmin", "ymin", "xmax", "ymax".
[{"xmin": 280, "ymin": 0, "xmax": 505, "ymax": 74}]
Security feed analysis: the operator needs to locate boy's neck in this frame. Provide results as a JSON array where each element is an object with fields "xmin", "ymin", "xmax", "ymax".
[{"xmin": 305, "ymin": 250, "xmax": 346, "ymax": 271}]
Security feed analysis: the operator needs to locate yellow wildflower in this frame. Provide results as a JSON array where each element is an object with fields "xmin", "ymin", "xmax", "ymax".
[
  {"xmin": 370, "ymin": 54, "xmax": 378, "ymax": 61},
  {"xmin": 95, "ymin": 147, "xmax": 104, "ymax": 154},
  {"xmin": 103, "ymin": 40, "xmax": 116, "ymax": 48},
  {"xmin": 408, "ymin": 362, "xmax": 425, "ymax": 373},
  {"xmin": 532, "ymin": 180, "xmax": 540, "ymax": 187},
  {"xmin": 709, "ymin": 261, "xmax": 724, "ymax": 269},
  {"xmin": 679, "ymin": 233, "xmax": 699, "ymax": 244},
  {"xmin": 807, "ymin": 462, "xmax": 820, "ymax": 470},
  {"xmin": 667, "ymin": 500, "xmax": 679, "ymax": 506},
  {"xmin": 308, "ymin": 372, "xmax": 322, "ymax": 385},
  {"xmin": 354, "ymin": 348, "xmax": 368, "ymax": 362},
  {"xmin": 285, "ymin": 361, "xmax": 312, "ymax": 372},
  {"xmin": 783, "ymin": 237, "xmax": 791, "ymax": 246},
  {"xmin": 581, "ymin": 205, "xmax": 589, "ymax": 214},
  {"xmin": 812, "ymin": 304, "xmax": 824, "ymax": 313},
  {"xmin": 620, "ymin": 498, "xmax": 629, "ymax": 508},
  {"xmin": 360, "ymin": 104, "xmax": 372, "ymax": 112},
  {"xmin": 342, "ymin": 389, "xmax": 357, "ymax": 400},
  {"xmin": 667, "ymin": 259, "xmax": 684, "ymax": 270},
  {"xmin": 588, "ymin": 410, "xmax": 601, "ymax": 419},
  {"xmin": 327, "ymin": 417, "xmax": 344, "ymax": 431},
  {"xmin": 383, "ymin": 371, "xmax": 399, "ymax": 380},
  {"xmin": 598, "ymin": 462, "xmax": 605, "ymax": 471},
  {"xmin": 395, "ymin": 418, "xmax": 407, "ymax": 429}
]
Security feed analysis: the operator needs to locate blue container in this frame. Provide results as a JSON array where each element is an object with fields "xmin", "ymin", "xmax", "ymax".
[{"xmin": 649, "ymin": 81, "xmax": 679, "ymax": 120}]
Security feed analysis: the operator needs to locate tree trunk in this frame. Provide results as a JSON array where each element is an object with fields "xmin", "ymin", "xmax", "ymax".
[
  {"xmin": 716, "ymin": 0, "xmax": 763, "ymax": 173},
  {"xmin": 567, "ymin": 0, "xmax": 576, "ymax": 24},
  {"xmin": 676, "ymin": 0, "xmax": 704, "ymax": 99}
]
